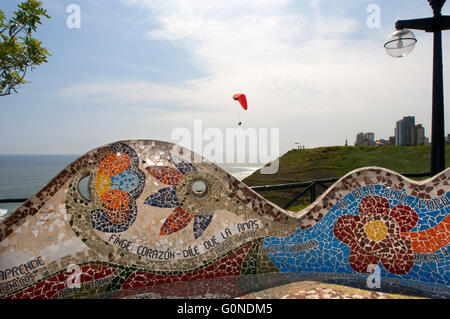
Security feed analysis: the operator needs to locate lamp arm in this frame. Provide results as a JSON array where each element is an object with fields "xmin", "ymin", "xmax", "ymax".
[{"xmin": 396, "ymin": 16, "xmax": 450, "ymax": 31}]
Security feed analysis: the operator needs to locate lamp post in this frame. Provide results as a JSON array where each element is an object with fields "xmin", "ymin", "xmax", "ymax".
[{"xmin": 385, "ymin": 0, "xmax": 450, "ymax": 175}]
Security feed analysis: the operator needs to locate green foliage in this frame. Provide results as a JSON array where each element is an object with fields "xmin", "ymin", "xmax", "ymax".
[
  {"xmin": 288, "ymin": 201, "xmax": 311, "ymax": 212},
  {"xmin": 0, "ymin": 0, "xmax": 50, "ymax": 96}
]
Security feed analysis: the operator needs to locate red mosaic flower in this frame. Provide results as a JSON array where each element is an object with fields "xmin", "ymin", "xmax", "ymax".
[{"xmin": 333, "ymin": 195, "xmax": 419, "ymax": 275}]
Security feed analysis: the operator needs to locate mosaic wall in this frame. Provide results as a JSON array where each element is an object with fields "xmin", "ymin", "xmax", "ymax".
[{"xmin": 0, "ymin": 140, "xmax": 448, "ymax": 299}]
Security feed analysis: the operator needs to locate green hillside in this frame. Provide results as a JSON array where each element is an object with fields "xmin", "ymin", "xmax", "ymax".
[{"xmin": 243, "ymin": 145, "xmax": 450, "ymax": 210}]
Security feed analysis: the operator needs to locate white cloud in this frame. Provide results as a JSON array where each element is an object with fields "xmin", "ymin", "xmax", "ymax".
[
  {"xmin": 58, "ymin": 0, "xmax": 449, "ymax": 153},
  {"xmin": 62, "ymin": 0, "xmax": 359, "ymax": 111}
]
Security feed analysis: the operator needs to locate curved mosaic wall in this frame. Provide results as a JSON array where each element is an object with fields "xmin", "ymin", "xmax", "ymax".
[{"xmin": 0, "ymin": 140, "xmax": 448, "ymax": 299}]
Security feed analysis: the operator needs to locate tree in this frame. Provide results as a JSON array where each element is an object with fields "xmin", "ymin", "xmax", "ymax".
[{"xmin": 0, "ymin": 0, "xmax": 50, "ymax": 97}]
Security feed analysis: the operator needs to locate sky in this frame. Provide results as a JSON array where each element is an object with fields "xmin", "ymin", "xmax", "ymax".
[{"xmin": 1, "ymin": 0, "xmax": 450, "ymax": 162}]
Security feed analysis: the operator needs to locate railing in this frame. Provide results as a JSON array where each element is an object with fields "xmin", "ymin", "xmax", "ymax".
[
  {"xmin": 0, "ymin": 198, "xmax": 28, "ymax": 204},
  {"xmin": 0, "ymin": 172, "xmax": 432, "ymax": 210},
  {"xmin": 250, "ymin": 172, "xmax": 431, "ymax": 209}
]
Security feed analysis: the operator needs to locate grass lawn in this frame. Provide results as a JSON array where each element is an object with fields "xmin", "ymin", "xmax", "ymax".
[{"xmin": 243, "ymin": 144, "xmax": 450, "ymax": 210}]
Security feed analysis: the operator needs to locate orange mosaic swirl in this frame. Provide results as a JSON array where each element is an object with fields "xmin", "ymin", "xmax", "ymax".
[
  {"xmin": 98, "ymin": 152, "xmax": 130, "ymax": 177},
  {"xmin": 100, "ymin": 190, "xmax": 130, "ymax": 210},
  {"xmin": 401, "ymin": 214, "xmax": 450, "ymax": 253},
  {"xmin": 95, "ymin": 151, "xmax": 132, "ymax": 224}
]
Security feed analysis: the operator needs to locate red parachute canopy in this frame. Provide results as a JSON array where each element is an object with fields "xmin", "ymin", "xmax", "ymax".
[{"xmin": 233, "ymin": 93, "xmax": 247, "ymax": 110}]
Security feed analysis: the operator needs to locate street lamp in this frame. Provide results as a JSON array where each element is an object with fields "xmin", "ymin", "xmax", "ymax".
[
  {"xmin": 385, "ymin": 0, "xmax": 450, "ymax": 175},
  {"xmin": 384, "ymin": 29, "xmax": 417, "ymax": 57}
]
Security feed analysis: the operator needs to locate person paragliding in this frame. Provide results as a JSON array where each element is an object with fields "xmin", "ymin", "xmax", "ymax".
[{"xmin": 233, "ymin": 93, "xmax": 247, "ymax": 125}]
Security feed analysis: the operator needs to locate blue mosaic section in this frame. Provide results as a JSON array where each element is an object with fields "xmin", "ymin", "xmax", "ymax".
[
  {"xmin": 110, "ymin": 171, "xmax": 140, "ymax": 193},
  {"xmin": 108, "ymin": 142, "xmax": 146, "ymax": 201},
  {"xmin": 193, "ymin": 213, "xmax": 214, "ymax": 239},
  {"xmin": 262, "ymin": 185, "xmax": 450, "ymax": 296},
  {"xmin": 127, "ymin": 167, "xmax": 146, "ymax": 200},
  {"xmin": 144, "ymin": 186, "xmax": 179, "ymax": 208},
  {"xmin": 397, "ymin": 245, "xmax": 449, "ymax": 285}
]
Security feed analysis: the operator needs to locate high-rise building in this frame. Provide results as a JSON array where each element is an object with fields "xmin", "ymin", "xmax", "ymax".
[
  {"xmin": 395, "ymin": 116, "xmax": 415, "ymax": 146},
  {"xmin": 411, "ymin": 124, "xmax": 426, "ymax": 146},
  {"xmin": 365, "ymin": 132, "xmax": 375, "ymax": 146},
  {"xmin": 355, "ymin": 132, "xmax": 364, "ymax": 146},
  {"xmin": 355, "ymin": 132, "xmax": 375, "ymax": 146}
]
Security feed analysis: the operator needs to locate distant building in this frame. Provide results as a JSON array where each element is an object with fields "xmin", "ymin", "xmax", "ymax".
[
  {"xmin": 355, "ymin": 132, "xmax": 375, "ymax": 146},
  {"xmin": 395, "ymin": 116, "xmax": 415, "ymax": 146},
  {"xmin": 355, "ymin": 132, "xmax": 364, "ymax": 146},
  {"xmin": 411, "ymin": 124, "xmax": 426, "ymax": 146},
  {"xmin": 394, "ymin": 116, "xmax": 429, "ymax": 146},
  {"xmin": 365, "ymin": 133, "xmax": 375, "ymax": 146},
  {"xmin": 447, "ymin": 134, "xmax": 450, "ymax": 144},
  {"xmin": 388, "ymin": 136, "xmax": 396, "ymax": 145}
]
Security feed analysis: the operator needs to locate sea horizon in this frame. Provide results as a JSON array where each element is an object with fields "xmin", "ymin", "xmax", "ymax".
[{"xmin": 0, "ymin": 154, "xmax": 263, "ymax": 218}]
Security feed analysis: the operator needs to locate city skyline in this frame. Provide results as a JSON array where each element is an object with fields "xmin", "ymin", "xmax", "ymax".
[{"xmin": 355, "ymin": 115, "xmax": 429, "ymax": 146}]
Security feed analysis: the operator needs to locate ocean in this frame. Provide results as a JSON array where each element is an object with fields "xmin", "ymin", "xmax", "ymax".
[{"xmin": 0, "ymin": 155, "xmax": 262, "ymax": 218}]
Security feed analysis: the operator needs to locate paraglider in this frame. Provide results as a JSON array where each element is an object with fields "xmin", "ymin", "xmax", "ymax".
[
  {"xmin": 233, "ymin": 93, "xmax": 247, "ymax": 125},
  {"xmin": 233, "ymin": 93, "xmax": 247, "ymax": 110}
]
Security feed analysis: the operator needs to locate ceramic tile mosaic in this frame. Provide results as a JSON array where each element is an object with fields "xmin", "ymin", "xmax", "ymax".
[
  {"xmin": 0, "ymin": 140, "xmax": 448, "ymax": 299},
  {"xmin": 237, "ymin": 281, "xmax": 426, "ymax": 299}
]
